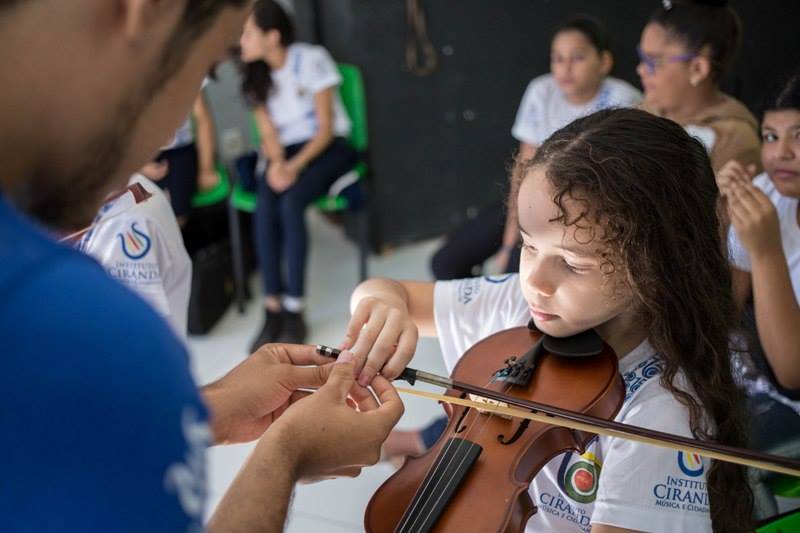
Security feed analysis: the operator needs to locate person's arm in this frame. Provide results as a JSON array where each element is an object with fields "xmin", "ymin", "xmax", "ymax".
[
  {"xmin": 253, "ymin": 104, "xmax": 285, "ymax": 164},
  {"xmin": 731, "ymin": 267, "xmax": 752, "ymax": 315},
  {"xmin": 283, "ymin": 87, "xmax": 336, "ymax": 177},
  {"xmin": 193, "ymin": 93, "xmax": 218, "ymax": 191},
  {"xmin": 207, "ymin": 352, "xmax": 404, "ymax": 532},
  {"xmin": 726, "ymin": 177, "xmax": 800, "ymax": 389}
]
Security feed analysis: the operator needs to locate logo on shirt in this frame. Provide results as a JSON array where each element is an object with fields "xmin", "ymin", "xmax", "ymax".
[
  {"xmin": 558, "ymin": 450, "xmax": 602, "ymax": 504},
  {"xmin": 117, "ymin": 222, "xmax": 151, "ymax": 260},
  {"xmin": 483, "ymin": 274, "xmax": 513, "ymax": 284},
  {"xmin": 677, "ymin": 451, "xmax": 705, "ymax": 477}
]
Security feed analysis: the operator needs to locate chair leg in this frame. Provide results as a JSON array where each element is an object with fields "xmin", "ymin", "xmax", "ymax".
[
  {"xmin": 358, "ymin": 207, "xmax": 369, "ymax": 281},
  {"xmin": 227, "ymin": 197, "xmax": 247, "ymax": 314}
]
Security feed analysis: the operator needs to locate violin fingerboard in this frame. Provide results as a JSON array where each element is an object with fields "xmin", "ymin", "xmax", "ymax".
[{"xmin": 394, "ymin": 438, "xmax": 483, "ymax": 533}]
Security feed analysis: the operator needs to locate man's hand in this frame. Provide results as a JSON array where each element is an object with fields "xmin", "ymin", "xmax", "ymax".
[
  {"xmin": 202, "ymin": 343, "xmax": 334, "ymax": 445},
  {"xmin": 263, "ymin": 351, "xmax": 405, "ymax": 481}
]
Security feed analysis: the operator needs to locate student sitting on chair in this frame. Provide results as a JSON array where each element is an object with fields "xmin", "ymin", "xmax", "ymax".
[
  {"xmin": 430, "ymin": 15, "xmax": 641, "ymax": 281},
  {"xmin": 719, "ymin": 72, "xmax": 800, "ymax": 453},
  {"xmin": 77, "ymin": 161, "xmax": 192, "ymax": 337},
  {"xmin": 155, "ymin": 88, "xmax": 218, "ymax": 226},
  {"xmin": 239, "ymin": 0, "xmax": 357, "ymax": 349}
]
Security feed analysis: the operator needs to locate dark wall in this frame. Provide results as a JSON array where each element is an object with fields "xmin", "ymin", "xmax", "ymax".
[{"xmin": 297, "ymin": 0, "xmax": 800, "ymax": 248}]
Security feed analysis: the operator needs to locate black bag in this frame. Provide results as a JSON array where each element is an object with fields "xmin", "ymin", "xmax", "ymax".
[{"xmin": 187, "ymin": 240, "xmax": 234, "ymax": 335}]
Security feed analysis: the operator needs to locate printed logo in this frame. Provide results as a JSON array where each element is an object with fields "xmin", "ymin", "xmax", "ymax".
[
  {"xmin": 557, "ymin": 449, "xmax": 601, "ymax": 504},
  {"xmin": 677, "ymin": 451, "xmax": 705, "ymax": 477},
  {"xmin": 483, "ymin": 274, "xmax": 513, "ymax": 284},
  {"xmin": 117, "ymin": 222, "xmax": 151, "ymax": 260}
]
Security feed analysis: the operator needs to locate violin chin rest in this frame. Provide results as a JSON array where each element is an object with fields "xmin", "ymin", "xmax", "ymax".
[{"xmin": 542, "ymin": 329, "xmax": 603, "ymax": 358}]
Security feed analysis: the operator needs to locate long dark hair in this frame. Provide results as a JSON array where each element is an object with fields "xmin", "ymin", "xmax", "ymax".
[
  {"xmin": 650, "ymin": 0, "xmax": 741, "ymax": 83},
  {"xmin": 512, "ymin": 108, "xmax": 752, "ymax": 532},
  {"xmin": 239, "ymin": 0, "xmax": 295, "ymax": 105}
]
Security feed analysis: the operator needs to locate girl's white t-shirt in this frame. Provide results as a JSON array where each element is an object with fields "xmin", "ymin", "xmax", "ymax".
[
  {"xmin": 267, "ymin": 42, "xmax": 351, "ymax": 146},
  {"xmin": 511, "ymin": 74, "xmax": 642, "ymax": 146},
  {"xmin": 433, "ymin": 274, "xmax": 712, "ymax": 533}
]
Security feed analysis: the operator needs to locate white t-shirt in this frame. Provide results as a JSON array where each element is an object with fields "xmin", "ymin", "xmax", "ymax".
[
  {"xmin": 78, "ymin": 174, "xmax": 192, "ymax": 336},
  {"xmin": 433, "ymin": 274, "xmax": 712, "ymax": 533},
  {"xmin": 267, "ymin": 42, "xmax": 351, "ymax": 146},
  {"xmin": 511, "ymin": 74, "xmax": 642, "ymax": 146},
  {"xmin": 728, "ymin": 172, "xmax": 800, "ymax": 302}
]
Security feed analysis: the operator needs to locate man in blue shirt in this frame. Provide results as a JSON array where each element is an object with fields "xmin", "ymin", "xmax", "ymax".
[{"xmin": 0, "ymin": 1, "xmax": 403, "ymax": 531}]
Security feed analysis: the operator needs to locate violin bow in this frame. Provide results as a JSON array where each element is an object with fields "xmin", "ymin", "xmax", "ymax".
[
  {"xmin": 315, "ymin": 345, "xmax": 800, "ymax": 478},
  {"xmin": 58, "ymin": 182, "xmax": 153, "ymax": 244}
]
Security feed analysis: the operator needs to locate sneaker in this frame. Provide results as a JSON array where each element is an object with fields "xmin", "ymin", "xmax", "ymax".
[
  {"xmin": 277, "ymin": 310, "xmax": 307, "ymax": 344},
  {"xmin": 249, "ymin": 309, "xmax": 283, "ymax": 353}
]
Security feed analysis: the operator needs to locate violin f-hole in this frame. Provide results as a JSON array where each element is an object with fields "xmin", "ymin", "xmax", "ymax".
[{"xmin": 498, "ymin": 419, "xmax": 530, "ymax": 445}]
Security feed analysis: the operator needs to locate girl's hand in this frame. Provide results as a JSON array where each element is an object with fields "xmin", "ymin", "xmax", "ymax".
[
  {"xmin": 267, "ymin": 161, "xmax": 294, "ymax": 193},
  {"xmin": 342, "ymin": 296, "xmax": 419, "ymax": 387},
  {"xmin": 198, "ymin": 167, "xmax": 220, "ymax": 191},
  {"xmin": 727, "ymin": 179, "xmax": 782, "ymax": 259},
  {"xmin": 716, "ymin": 160, "xmax": 757, "ymax": 196}
]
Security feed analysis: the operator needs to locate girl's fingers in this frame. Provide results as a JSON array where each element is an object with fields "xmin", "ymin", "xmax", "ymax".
[
  {"xmin": 349, "ymin": 307, "xmax": 389, "ymax": 375},
  {"xmin": 357, "ymin": 311, "xmax": 405, "ymax": 386},
  {"xmin": 380, "ymin": 324, "xmax": 419, "ymax": 381}
]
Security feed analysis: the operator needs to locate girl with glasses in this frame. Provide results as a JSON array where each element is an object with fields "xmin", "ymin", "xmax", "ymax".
[{"xmin": 638, "ymin": 0, "xmax": 760, "ymax": 172}]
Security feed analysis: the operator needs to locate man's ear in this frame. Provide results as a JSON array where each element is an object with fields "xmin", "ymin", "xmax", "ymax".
[{"xmin": 118, "ymin": 0, "xmax": 182, "ymax": 42}]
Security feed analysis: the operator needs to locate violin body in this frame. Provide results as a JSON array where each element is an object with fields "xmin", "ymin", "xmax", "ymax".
[{"xmin": 365, "ymin": 326, "xmax": 624, "ymax": 533}]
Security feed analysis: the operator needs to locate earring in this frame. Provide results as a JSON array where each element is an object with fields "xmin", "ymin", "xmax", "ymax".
[{"xmin": 690, "ymin": 78, "xmax": 700, "ymax": 87}]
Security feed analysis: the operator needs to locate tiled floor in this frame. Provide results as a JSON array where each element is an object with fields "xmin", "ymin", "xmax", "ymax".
[{"xmin": 187, "ymin": 210, "xmax": 448, "ymax": 531}]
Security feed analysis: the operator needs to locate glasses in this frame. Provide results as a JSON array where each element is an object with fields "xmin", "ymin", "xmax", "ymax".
[{"xmin": 636, "ymin": 46, "xmax": 697, "ymax": 75}]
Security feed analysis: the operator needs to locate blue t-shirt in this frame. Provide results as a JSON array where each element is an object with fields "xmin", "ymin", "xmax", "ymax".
[{"xmin": 0, "ymin": 193, "xmax": 209, "ymax": 531}]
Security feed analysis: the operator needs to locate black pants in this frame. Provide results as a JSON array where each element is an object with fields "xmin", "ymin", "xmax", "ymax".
[
  {"xmin": 430, "ymin": 200, "xmax": 520, "ymax": 280},
  {"xmin": 156, "ymin": 143, "xmax": 198, "ymax": 220}
]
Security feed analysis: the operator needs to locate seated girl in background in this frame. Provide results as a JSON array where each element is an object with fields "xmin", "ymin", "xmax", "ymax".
[
  {"xmin": 720, "ymin": 72, "xmax": 800, "ymax": 453},
  {"xmin": 347, "ymin": 108, "xmax": 751, "ymax": 532},
  {"xmin": 431, "ymin": 15, "xmax": 641, "ymax": 280},
  {"xmin": 239, "ymin": 0, "xmax": 357, "ymax": 349},
  {"xmin": 155, "ymin": 89, "xmax": 218, "ymax": 226},
  {"xmin": 638, "ymin": 0, "xmax": 760, "ymax": 172}
]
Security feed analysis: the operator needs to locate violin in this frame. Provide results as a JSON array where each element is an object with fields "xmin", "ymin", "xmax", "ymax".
[{"xmin": 316, "ymin": 322, "xmax": 800, "ymax": 533}]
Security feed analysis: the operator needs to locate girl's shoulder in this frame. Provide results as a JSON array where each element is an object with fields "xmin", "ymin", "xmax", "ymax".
[
  {"xmin": 523, "ymin": 74, "xmax": 559, "ymax": 96},
  {"xmin": 600, "ymin": 77, "xmax": 643, "ymax": 105}
]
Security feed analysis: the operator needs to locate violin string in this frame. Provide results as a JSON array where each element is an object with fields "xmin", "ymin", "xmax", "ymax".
[{"xmin": 402, "ymin": 377, "xmax": 515, "ymax": 532}]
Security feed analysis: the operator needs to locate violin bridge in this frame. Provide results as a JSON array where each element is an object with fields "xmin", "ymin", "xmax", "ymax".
[{"xmin": 468, "ymin": 394, "xmax": 512, "ymax": 419}]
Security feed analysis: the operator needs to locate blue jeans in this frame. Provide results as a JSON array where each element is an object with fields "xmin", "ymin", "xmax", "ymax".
[{"xmin": 254, "ymin": 138, "xmax": 357, "ymax": 298}]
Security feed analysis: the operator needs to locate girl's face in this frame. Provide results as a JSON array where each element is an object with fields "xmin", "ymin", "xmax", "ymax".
[
  {"xmin": 239, "ymin": 16, "xmax": 279, "ymax": 62},
  {"xmin": 550, "ymin": 30, "xmax": 611, "ymax": 104},
  {"xmin": 517, "ymin": 168, "xmax": 637, "ymax": 344},
  {"xmin": 762, "ymin": 109, "xmax": 800, "ymax": 198},
  {"xmin": 637, "ymin": 23, "xmax": 698, "ymax": 112}
]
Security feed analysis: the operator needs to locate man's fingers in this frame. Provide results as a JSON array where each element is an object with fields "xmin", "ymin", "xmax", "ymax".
[
  {"xmin": 318, "ymin": 351, "xmax": 358, "ymax": 401},
  {"xmin": 283, "ymin": 362, "xmax": 335, "ymax": 391},
  {"xmin": 368, "ymin": 376, "xmax": 405, "ymax": 431},
  {"xmin": 258, "ymin": 343, "xmax": 331, "ymax": 366}
]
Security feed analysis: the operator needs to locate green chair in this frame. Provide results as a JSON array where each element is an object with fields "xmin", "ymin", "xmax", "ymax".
[
  {"xmin": 756, "ymin": 507, "xmax": 800, "ymax": 532},
  {"xmin": 227, "ymin": 63, "xmax": 370, "ymax": 312}
]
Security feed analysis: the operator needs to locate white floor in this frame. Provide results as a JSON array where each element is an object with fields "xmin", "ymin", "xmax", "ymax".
[{"xmin": 187, "ymin": 210, "xmax": 448, "ymax": 532}]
